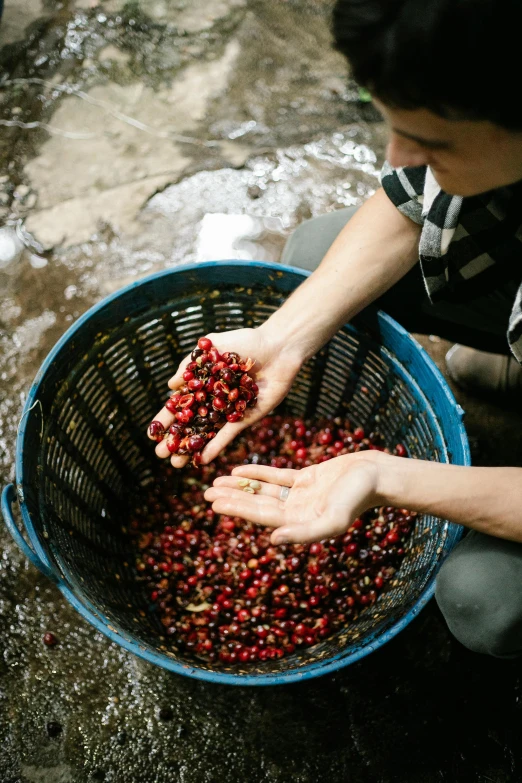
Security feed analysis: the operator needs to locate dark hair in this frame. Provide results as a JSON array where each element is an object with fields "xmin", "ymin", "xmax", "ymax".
[{"xmin": 332, "ymin": 0, "xmax": 522, "ymax": 130}]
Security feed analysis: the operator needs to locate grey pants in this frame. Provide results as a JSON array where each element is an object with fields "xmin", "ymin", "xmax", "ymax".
[{"xmin": 282, "ymin": 207, "xmax": 522, "ymax": 657}]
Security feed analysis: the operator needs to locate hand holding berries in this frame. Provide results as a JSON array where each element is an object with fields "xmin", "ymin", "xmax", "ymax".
[
  {"xmin": 148, "ymin": 326, "xmax": 304, "ymax": 468},
  {"xmin": 148, "ymin": 337, "xmax": 258, "ymax": 467}
]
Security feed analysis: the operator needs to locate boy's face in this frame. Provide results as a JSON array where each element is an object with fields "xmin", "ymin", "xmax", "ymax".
[{"xmin": 375, "ymin": 99, "xmax": 522, "ymax": 197}]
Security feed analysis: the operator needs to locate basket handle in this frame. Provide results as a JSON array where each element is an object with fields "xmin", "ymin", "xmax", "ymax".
[{"xmin": 2, "ymin": 484, "xmax": 57, "ymax": 582}]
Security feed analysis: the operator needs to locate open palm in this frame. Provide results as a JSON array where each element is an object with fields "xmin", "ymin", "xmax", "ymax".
[
  {"xmin": 204, "ymin": 452, "xmax": 385, "ymax": 545},
  {"xmin": 148, "ymin": 327, "xmax": 303, "ymax": 467}
]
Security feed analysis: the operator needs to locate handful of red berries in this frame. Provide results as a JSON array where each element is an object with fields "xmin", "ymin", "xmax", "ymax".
[{"xmin": 148, "ymin": 337, "xmax": 259, "ymax": 466}]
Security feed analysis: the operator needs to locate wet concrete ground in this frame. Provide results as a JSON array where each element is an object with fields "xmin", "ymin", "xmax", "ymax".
[{"xmin": 1, "ymin": 1, "xmax": 522, "ymax": 781}]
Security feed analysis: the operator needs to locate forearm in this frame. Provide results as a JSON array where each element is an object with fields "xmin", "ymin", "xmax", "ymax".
[
  {"xmin": 375, "ymin": 455, "xmax": 522, "ymax": 542},
  {"xmin": 261, "ymin": 188, "xmax": 421, "ymax": 360}
]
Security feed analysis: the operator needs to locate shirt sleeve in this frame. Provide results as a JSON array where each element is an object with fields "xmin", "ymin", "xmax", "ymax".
[{"xmin": 380, "ymin": 161, "xmax": 427, "ymax": 226}]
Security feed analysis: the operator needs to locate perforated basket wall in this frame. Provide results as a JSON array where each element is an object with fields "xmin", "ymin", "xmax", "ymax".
[{"xmin": 16, "ymin": 261, "xmax": 469, "ymax": 684}]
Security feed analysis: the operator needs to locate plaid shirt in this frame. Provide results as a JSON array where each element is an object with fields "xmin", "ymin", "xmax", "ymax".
[{"xmin": 381, "ymin": 162, "xmax": 522, "ymax": 362}]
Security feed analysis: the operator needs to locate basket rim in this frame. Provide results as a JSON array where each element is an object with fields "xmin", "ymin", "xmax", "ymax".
[{"xmin": 14, "ymin": 259, "xmax": 469, "ymax": 685}]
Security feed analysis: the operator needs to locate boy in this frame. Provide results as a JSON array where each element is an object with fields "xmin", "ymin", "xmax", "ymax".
[{"xmin": 152, "ymin": 0, "xmax": 522, "ymax": 657}]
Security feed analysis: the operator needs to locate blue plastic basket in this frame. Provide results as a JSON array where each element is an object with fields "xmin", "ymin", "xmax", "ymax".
[{"xmin": 2, "ymin": 261, "xmax": 469, "ymax": 685}]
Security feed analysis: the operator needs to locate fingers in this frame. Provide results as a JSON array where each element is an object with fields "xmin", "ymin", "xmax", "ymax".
[
  {"xmin": 147, "ymin": 405, "xmax": 175, "ymax": 441},
  {"xmin": 155, "ymin": 438, "xmax": 170, "ymax": 458},
  {"xmin": 171, "ymin": 453, "xmax": 190, "ymax": 468},
  {"xmin": 148, "ymin": 401, "xmax": 247, "ymax": 469},
  {"xmin": 148, "ymin": 406, "xmax": 189, "ymax": 468},
  {"xmin": 153, "ymin": 433, "xmax": 189, "ymax": 467},
  {"xmin": 154, "ymin": 420, "xmax": 246, "ymax": 468},
  {"xmin": 204, "ymin": 487, "xmax": 286, "ymax": 528},
  {"xmin": 230, "ymin": 464, "xmax": 296, "ymax": 487},
  {"xmin": 213, "ymin": 475, "xmax": 282, "ymax": 499},
  {"xmin": 270, "ymin": 513, "xmax": 343, "ymax": 547}
]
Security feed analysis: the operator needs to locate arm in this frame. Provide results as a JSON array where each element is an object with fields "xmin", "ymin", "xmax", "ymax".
[
  {"xmin": 205, "ymin": 452, "xmax": 522, "ymax": 545},
  {"xmin": 258, "ymin": 187, "xmax": 421, "ymax": 362},
  {"xmin": 376, "ymin": 456, "xmax": 522, "ymax": 542},
  {"xmin": 150, "ymin": 188, "xmax": 421, "ymax": 465}
]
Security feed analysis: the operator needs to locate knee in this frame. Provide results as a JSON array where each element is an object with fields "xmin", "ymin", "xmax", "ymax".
[
  {"xmin": 281, "ymin": 207, "xmax": 358, "ymax": 271},
  {"xmin": 435, "ymin": 557, "xmax": 518, "ymax": 658},
  {"xmin": 285, "ymin": 217, "xmax": 316, "ymax": 251}
]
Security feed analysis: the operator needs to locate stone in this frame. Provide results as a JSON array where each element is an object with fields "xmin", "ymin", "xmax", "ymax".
[
  {"xmin": 0, "ymin": 226, "xmax": 24, "ymax": 269},
  {"xmin": 24, "ymin": 192, "xmax": 38, "ymax": 210},
  {"xmin": 25, "ymin": 173, "xmax": 174, "ymax": 247},
  {"xmin": 158, "ymin": 706, "xmax": 174, "ymax": 721},
  {"xmin": 14, "ymin": 184, "xmax": 32, "ymax": 202},
  {"xmin": 46, "ymin": 720, "xmax": 63, "ymax": 737},
  {"xmin": 23, "ymin": 39, "xmax": 240, "ymax": 236},
  {"xmin": 97, "ymin": 45, "xmax": 131, "ymax": 65},
  {"xmin": 216, "ymin": 139, "xmax": 253, "ymax": 168},
  {"xmin": 0, "ymin": 0, "xmax": 45, "ymax": 46},
  {"xmin": 21, "ymin": 765, "xmax": 74, "ymax": 783},
  {"xmin": 148, "ymin": 0, "xmax": 246, "ymax": 31}
]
